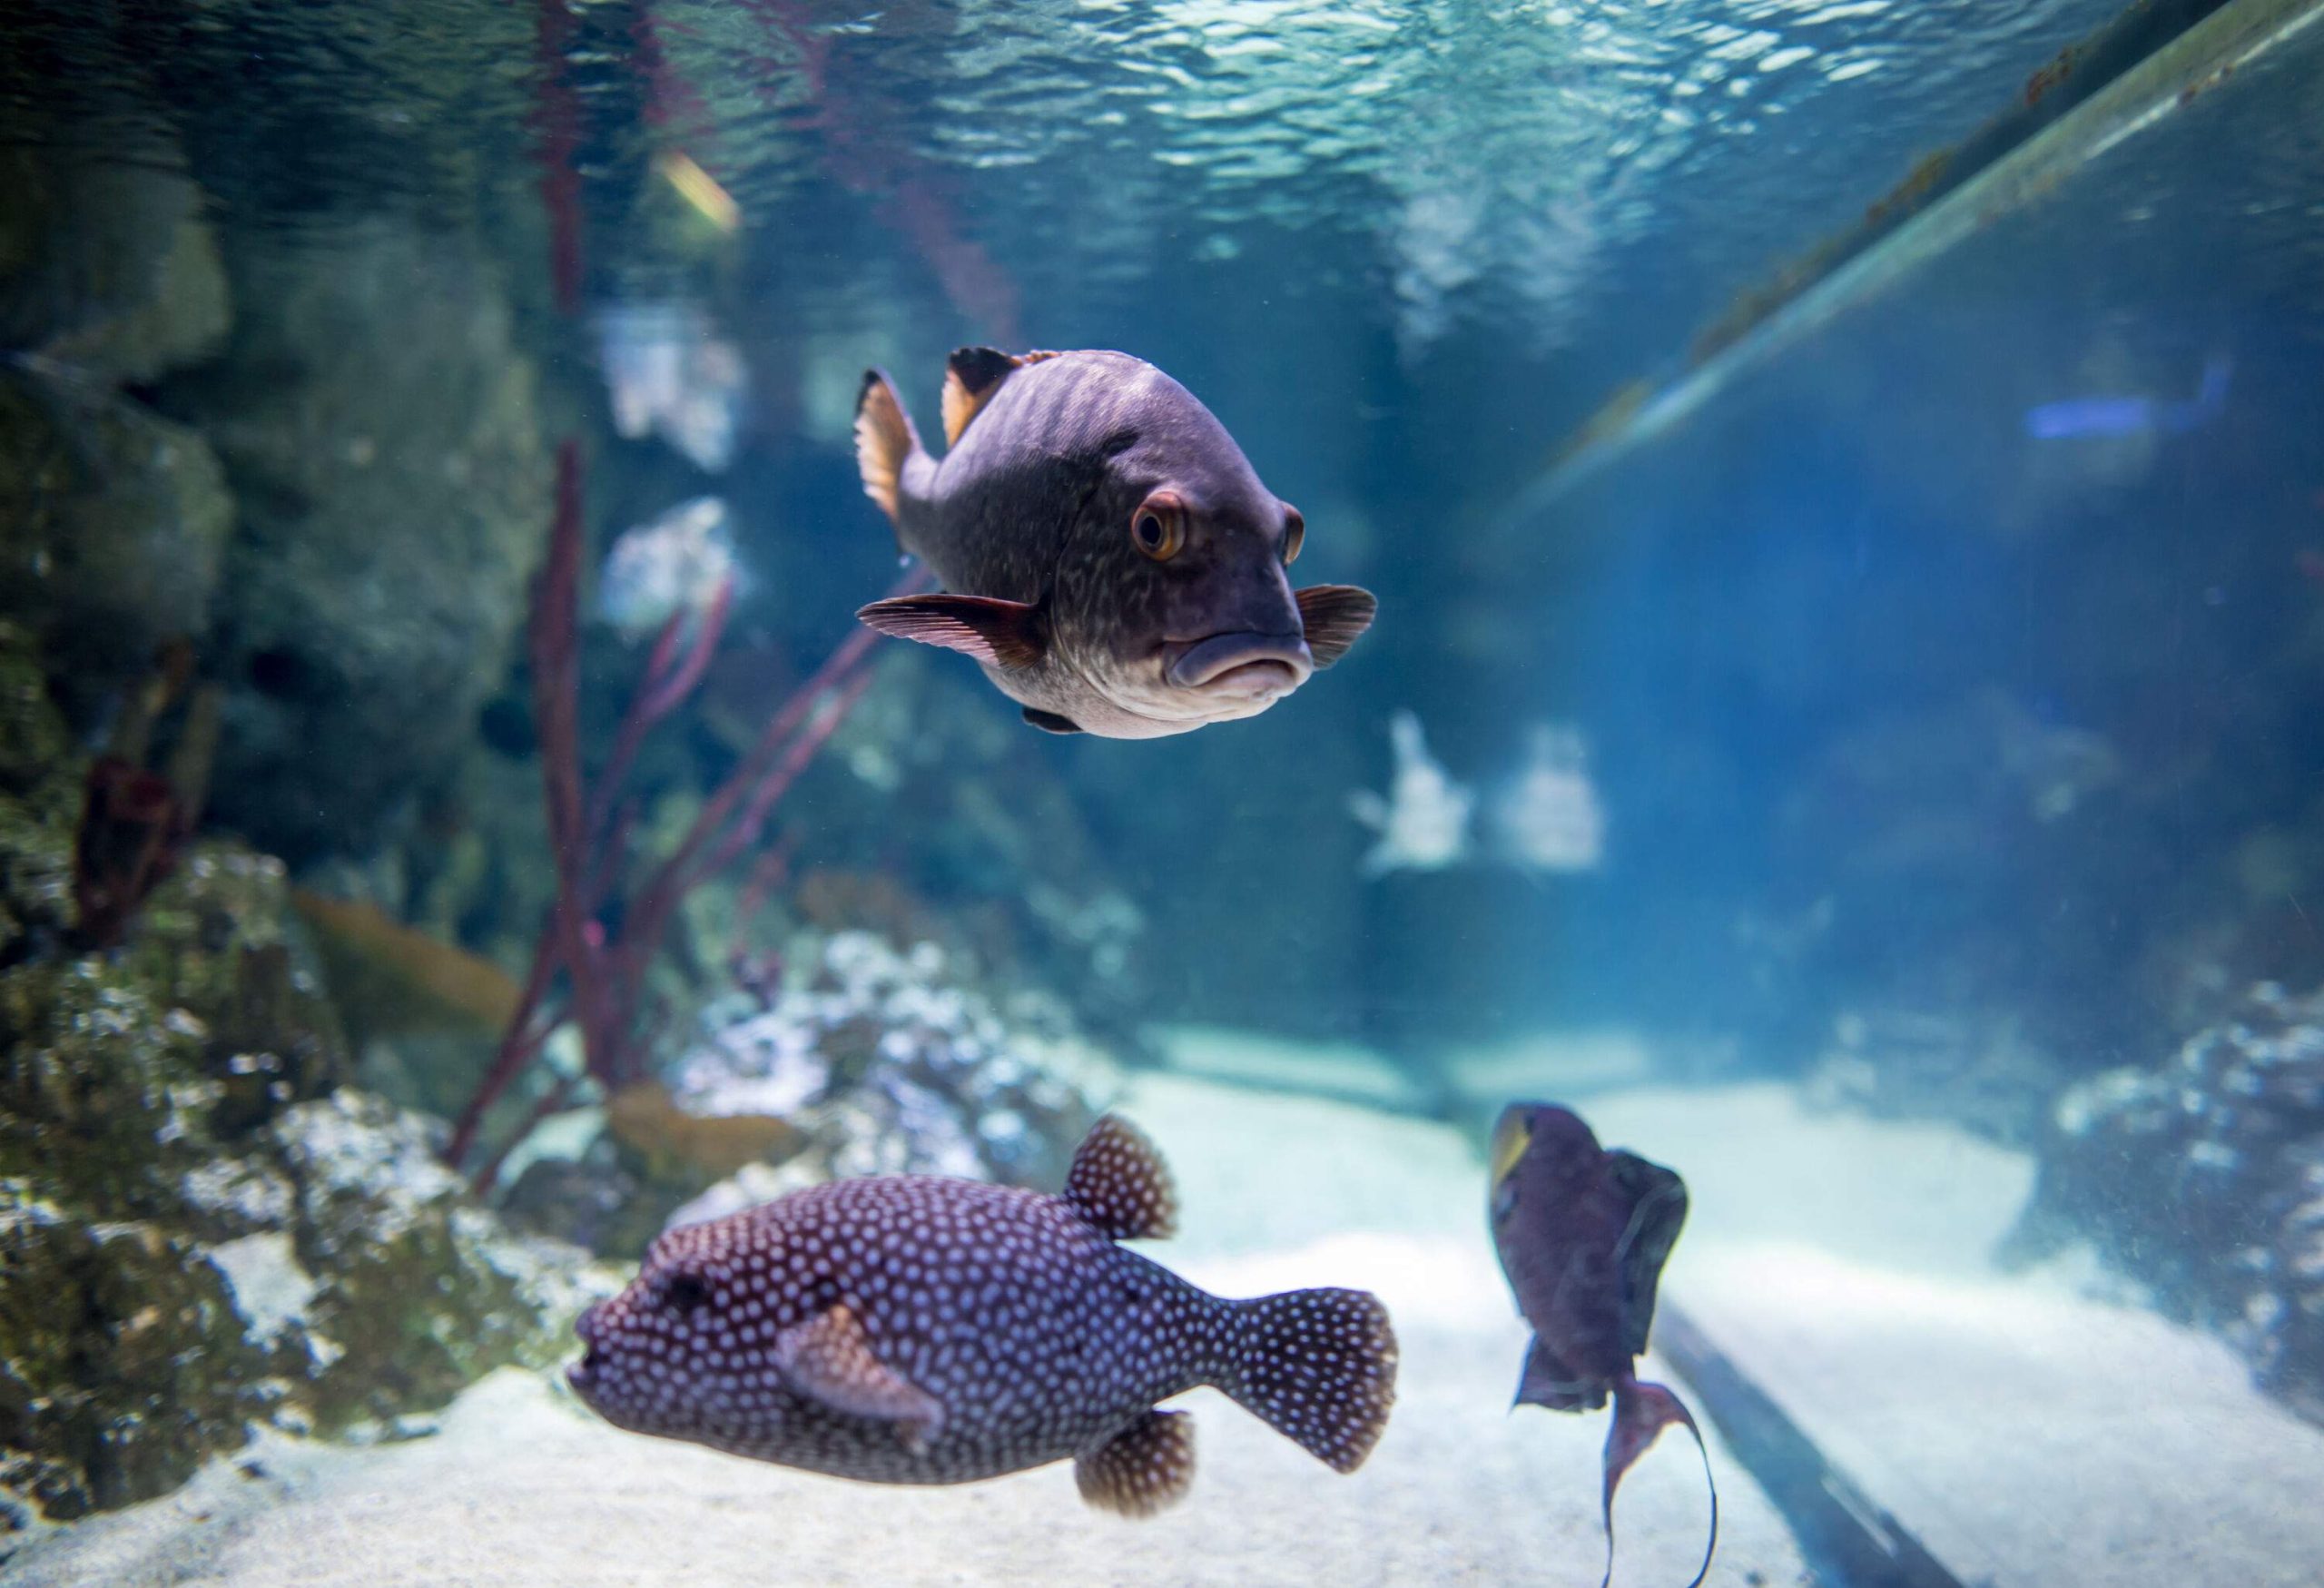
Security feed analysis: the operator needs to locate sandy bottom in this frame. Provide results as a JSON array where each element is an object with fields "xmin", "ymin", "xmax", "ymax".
[{"xmin": 15, "ymin": 1046, "xmax": 2324, "ymax": 1587}]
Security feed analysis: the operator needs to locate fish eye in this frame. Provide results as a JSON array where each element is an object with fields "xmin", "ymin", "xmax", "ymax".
[
  {"xmin": 661, "ymin": 1272, "xmax": 711, "ymax": 1315},
  {"xmin": 1131, "ymin": 492, "xmax": 1186, "ymax": 561},
  {"xmin": 1280, "ymin": 506, "xmax": 1305, "ymax": 566}
]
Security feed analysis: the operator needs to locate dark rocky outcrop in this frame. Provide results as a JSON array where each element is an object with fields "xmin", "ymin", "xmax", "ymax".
[
  {"xmin": 0, "ymin": 636, "xmax": 604, "ymax": 1526},
  {"xmin": 2004, "ymin": 981, "xmax": 2324, "ymax": 1425}
]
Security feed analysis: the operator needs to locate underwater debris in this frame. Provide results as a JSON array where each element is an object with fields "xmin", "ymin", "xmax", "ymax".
[
  {"xmin": 569, "ymin": 1114, "xmax": 1398, "ymax": 1513},
  {"xmin": 2004, "ymin": 981, "xmax": 2324, "ymax": 1426},
  {"xmin": 1487, "ymin": 1102, "xmax": 1718, "ymax": 1588},
  {"xmin": 69, "ymin": 641, "xmax": 221, "ymax": 951},
  {"xmin": 443, "ymin": 444, "xmax": 917, "ymax": 1188},
  {"xmin": 652, "ymin": 150, "xmax": 740, "ymax": 235},
  {"xmin": 853, "ymin": 347, "xmax": 1376, "ymax": 738},
  {"xmin": 1348, "ymin": 710, "xmax": 1473, "ymax": 877}
]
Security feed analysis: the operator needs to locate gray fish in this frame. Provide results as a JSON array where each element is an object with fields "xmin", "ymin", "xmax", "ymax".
[
  {"xmin": 1489, "ymin": 1102, "xmax": 1718, "ymax": 1588},
  {"xmin": 852, "ymin": 347, "xmax": 1378, "ymax": 737},
  {"xmin": 568, "ymin": 1115, "xmax": 1399, "ymax": 1514}
]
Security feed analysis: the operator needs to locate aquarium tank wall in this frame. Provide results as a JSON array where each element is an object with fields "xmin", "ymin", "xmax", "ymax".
[{"xmin": 4, "ymin": 0, "xmax": 2322, "ymax": 1583}]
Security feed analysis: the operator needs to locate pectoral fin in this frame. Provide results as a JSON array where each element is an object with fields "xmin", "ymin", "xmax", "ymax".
[
  {"xmin": 1022, "ymin": 706, "xmax": 1084, "ymax": 735},
  {"xmin": 773, "ymin": 1304, "xmax": 945, "ymax": 1451},
  {"xmin": 1295, "ymin": 585, "xmax": 1378, "ymax": 667},
  {"xmin": 857, "ymin": 593, "xmax": 1045, "ymax": 669},
  {"xmin": 1605, "ymin": 1149, "xmax": 1688, "ymax": 1359}
]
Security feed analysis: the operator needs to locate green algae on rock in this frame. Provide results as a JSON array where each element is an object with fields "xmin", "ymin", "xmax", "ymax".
[
  {"xmin": 274, "ymin": 1091, "xmax": 610, "ymax": 1432},
  {"xmin": 0, "ymin": 1192, "xmax": 273, "ymax": 1520},
  {"xmin": 0, "ymin": 656, "xmax": 608, "ymax": 1525}
]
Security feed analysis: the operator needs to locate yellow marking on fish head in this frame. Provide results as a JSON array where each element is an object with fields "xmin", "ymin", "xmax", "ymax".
[{"xmin": 1490, "ymin": 1104, "xmax": 1534, "ymax": 1188}]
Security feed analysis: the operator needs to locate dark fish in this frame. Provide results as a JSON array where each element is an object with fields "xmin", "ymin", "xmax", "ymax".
[
  {"xmin": 568, "ymin": 1115, "xmax": 1399, "ymax": 1514},
  {"xmin": 1488, "ymin": 1102, "xmax": 1718, "ymax": 1588},
  {"xmin": 851, "ymin": 347, "xmax": 1378, "ymax": 737}
]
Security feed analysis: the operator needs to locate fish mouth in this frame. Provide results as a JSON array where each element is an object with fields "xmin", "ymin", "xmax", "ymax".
[
  {"xmin": 566, "ymin": 1306, "xmax": 605, "ymax": 1396},
  {"xmin": 1163, "ymin": 631, "xmax": 1315, "ymax": 697}
]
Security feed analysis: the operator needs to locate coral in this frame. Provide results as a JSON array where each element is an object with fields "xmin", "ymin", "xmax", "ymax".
[
  {"xmin": 663, "ymin": 932, "xmax": 1115, "ymax": 1231},
  {"xmin": 2004, "ymin": 981, "xmax": 2324, "ymax": 1424},
  {"xmin": 506, "ymin": 931, "xmax": 1120, "ymax": 1255}
]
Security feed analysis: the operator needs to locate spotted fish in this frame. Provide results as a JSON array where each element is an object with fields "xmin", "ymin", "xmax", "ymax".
[
  {"xmin": 1489, "ymin": 1102, "xmax": 1718, "ymax": 1588},
  {"xmin": 852, "ymin": 347, "xmax": 1379, "ymax": 738},
  {"xmin": 568, "ymin": 1115, "xmax": 1399, "ymax": 1514}
]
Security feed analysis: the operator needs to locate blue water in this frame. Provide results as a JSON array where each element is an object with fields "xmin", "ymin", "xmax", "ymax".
[{"xmin": 6, "ymin": 0, "xmax": 2324, "ymax": 1583}]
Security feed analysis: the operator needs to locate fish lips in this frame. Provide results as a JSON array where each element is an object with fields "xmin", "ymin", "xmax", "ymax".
[
  {"xmin": 566, "ymin": 1304, "xmax": 608, "ymax": 1397},
  {"xmin": 1162, "ymin": 631, "xmax": 1315, "ymax": 699}
]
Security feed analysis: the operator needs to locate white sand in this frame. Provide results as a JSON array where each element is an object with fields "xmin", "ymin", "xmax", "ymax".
[
  {"xmin": 16, "ymin": 1047, "xmax": 2324, "ymax": 1587},
  {"xmin": 1583, "ymin": 1085, "xmax": 2324, "ymax": 1588}
]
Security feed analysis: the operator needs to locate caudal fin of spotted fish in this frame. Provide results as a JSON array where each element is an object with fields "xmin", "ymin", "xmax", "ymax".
[
  {"xmin": 1221, "ymin": 1287, "xmax": 1398, "ymax": 1474},
  {"xmin": 853, "ymin": 369, "xmax": 922, "ymax": 528},
  {"xmin": 1602, "ymin": 1377, "xmax": 1718, "ymax": 1588}
]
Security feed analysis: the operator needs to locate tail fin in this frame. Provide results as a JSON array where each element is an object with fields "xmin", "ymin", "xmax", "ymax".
[
  {"xmin": 853, "ymin": 370, "xmax": 921, "ymax": 527},
  {"xmin": 1603, "ymin": 1377, "xmax": 1718, "ymax": 1588},
  {"xmin": 1221, "ymin": 1287, "xmax": 1397, "ymax": 1474}
]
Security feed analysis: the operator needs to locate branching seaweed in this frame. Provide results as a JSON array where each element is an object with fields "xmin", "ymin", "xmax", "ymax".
[{"xmin": 445, "ymin": 440, "xmax": 920, "ymax": 1188}]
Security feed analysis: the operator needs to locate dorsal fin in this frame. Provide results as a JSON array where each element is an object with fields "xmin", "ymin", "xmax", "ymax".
[
  {"xmin": 1062, "ymin": 1114, "xmax": 1177, "ymax": 1240},
  {"xmin": 940, "ymin": 346, "xmax": 1068, "ymax": 447},
  {"xmin": 941, "ymin": 347, "xmax": 1019, "ymax": 446}
]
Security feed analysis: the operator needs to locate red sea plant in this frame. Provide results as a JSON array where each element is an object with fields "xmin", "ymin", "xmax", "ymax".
[
  {"xmin": 445, "ymin": 440, "xmax": 921, "ymax": 1187},
  {"xmin": 71, "ymin": 643, "xmax": 222, "ymax": 951}
]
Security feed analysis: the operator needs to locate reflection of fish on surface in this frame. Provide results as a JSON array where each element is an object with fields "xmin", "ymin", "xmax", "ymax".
[
  {"xmin": 1348, "ymin": 709, "xmax": 1472, "ymax": 877},
  {"xmin": 568, "ymin": 1116, "xmax": 1399, "ymax": 1514},
  {"xmin": 851, "ymin": 347, "xmax": 1377, "ymax": 738},
  {"xmin": 596, "ymin": 301, "xmax": 749, "ymax": 471},
  {"xmin": 1488, "ymin": 1102, "xmax": 1718, "ymax": 1588},
  {"xmin": 1489, "ymin": 722, "xmax": 1605, "ymax": 873},
  {"xmin": 2023, "ymin": 353, "xmax": 2230, "ymax": 440},
  {"xmin": 596, "ymin": 496, "xmax": 745, "ymax": 641}
]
